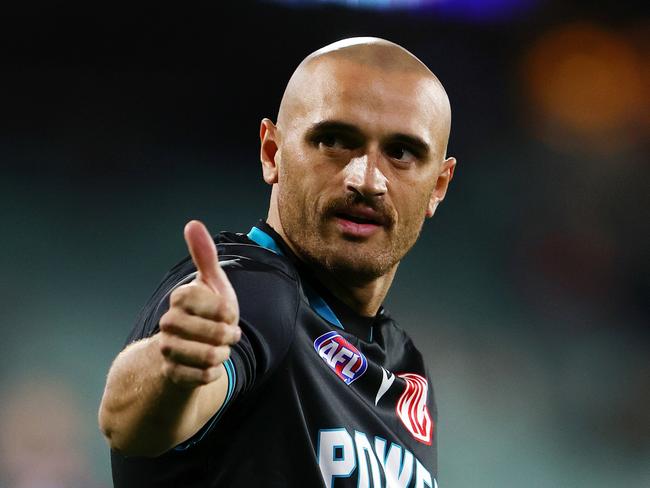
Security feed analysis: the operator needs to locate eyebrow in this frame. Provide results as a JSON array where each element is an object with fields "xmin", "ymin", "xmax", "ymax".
[
  {"xmin": 388, "ymin": 133, "xmax": 431, "ymax": 158},
  {"xmin": 305, "ymin": 120, "xmax": 363, "ymax": 140},
  {"xmin": 305, "ymin": 120, "xmax": 431, "ymax": 157}
]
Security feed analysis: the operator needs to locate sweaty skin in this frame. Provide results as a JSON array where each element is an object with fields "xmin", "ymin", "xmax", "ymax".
[{"xmin": 99, "ymin": 37, "xmax": 455, "ymax": 458}]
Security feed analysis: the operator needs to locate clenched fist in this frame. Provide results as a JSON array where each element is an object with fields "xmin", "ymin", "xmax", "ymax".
[{"xmin": 158, "ymin": 220, "xmax": 241, "ymax": 387}]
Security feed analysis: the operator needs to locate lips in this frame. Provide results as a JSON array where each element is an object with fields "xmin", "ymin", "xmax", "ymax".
[
  {"xmin": 334, "ymin": 206, "xmax": 387, "ymax": 227},
  {"xmin": 332, "ymin": 205, "xmax": 389, "ymax": 238}
]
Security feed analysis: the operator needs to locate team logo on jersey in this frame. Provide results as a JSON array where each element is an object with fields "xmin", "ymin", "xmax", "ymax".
[
  {"xmin": 375, "ymin": 367, "xmax": 395, "ymax": 405},
  {"xmin": 313, "ymin": 331, "xmax": 368, "ymax": 385},
  {"xmin": 396, "ymin": 373, "xmax": 433, "ymax": 445}
]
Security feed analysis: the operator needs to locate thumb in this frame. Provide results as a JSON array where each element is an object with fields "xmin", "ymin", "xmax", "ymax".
[{"xmin": 183, "ymin": 220, "xmax": 227, "ymax": 293}]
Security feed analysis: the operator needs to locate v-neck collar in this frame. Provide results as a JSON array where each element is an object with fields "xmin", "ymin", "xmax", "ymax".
[{"xmin": 246, "ymin": 221, "xmax": 381, "ymax": 342}]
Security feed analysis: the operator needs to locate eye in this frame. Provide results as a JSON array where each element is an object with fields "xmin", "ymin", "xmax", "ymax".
[
  {"xmin": 318, "ymin": 133, "xmax": 347, "ymax": 150},
  {"xmin": 384, "ymin": 143, "xmax": 418, "ymax": 164},
  {"xmin": 312, "ymin": 131, "xmax": 360, "ymax": 152}
]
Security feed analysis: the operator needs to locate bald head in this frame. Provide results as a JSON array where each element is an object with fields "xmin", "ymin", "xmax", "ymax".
[
  {"xmin": 260, "ymin": 37, "xmax": 457, "ymax": 289},
  {"xmin": 305, "ymin": 37, "xmax": 436, "ymax": 75},
  {"xmin": 277, "ymin": 37, "xmax": 451, "ymax": 153}
]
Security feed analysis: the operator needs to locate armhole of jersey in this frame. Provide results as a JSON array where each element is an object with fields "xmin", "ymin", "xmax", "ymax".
[{"xmin": 172, "ymin": 358, "xmax": 237, "ymax": 452}]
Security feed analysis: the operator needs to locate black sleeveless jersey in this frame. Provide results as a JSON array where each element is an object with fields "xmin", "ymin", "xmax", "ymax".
[{"xmin": 111, "ymin": 222, "xmax": 438, "ymax": 488}]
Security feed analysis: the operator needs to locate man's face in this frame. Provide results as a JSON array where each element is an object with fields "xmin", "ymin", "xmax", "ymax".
[{"xmin": 274, "ymin": 59, "xmax": 453, "ymax": 282}]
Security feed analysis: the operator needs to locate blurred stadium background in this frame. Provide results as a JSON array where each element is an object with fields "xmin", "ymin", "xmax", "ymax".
[{"xmin": 0, "ymin": 1, "xmax": 647, "ymax": 486}]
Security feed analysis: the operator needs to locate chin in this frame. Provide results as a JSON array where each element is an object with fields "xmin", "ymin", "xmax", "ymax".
[
  {"xmin": 321, "ymin": 250, "xmax": 394, "ymax": 283},
  {"xmin": 286, "ymin": 224, "xmax": 397, "ymax": 281}
]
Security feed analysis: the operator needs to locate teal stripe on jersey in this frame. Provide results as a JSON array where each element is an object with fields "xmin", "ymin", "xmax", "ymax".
[
  {"xmin": 303, "ymin": 286, "xmax": 344, "ymax": 330},
  {"xmin": 247, "ymin": 227, "xmax": 284, "ymax": 255},
  {"xmin": 247, "ymin": 226, "xmax": 344, "ymax": 330}
]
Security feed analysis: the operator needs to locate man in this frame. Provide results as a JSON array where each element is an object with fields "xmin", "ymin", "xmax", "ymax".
[{"xmin": 99, "ymin": 37, "xmax": 456, "ymax": 487}]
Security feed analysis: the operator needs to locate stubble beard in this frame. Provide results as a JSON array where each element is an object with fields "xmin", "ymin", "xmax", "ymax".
[{"xmin": 278, "ymin": 188, "xmax": 426, "ymax": 285}]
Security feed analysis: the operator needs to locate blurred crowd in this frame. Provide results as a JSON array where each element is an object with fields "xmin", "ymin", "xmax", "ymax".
[{"xmin": 0, "ymin": 2, "xmax": 647, "ymax": 486}]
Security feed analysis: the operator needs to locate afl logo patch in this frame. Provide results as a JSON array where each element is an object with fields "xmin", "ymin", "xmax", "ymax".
[
  {"xmin": 396, "ymin": 373, "xmax": 433, "ymax": 445},
  {"xmin": 313, "ymin": 331, "xmax": 368, "ymax": 385}
]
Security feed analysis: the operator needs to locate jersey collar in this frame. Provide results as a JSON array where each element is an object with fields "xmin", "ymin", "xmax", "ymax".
[{"xmin": 247, "ymin": 223, "xmax": 345, "ymax": 330}]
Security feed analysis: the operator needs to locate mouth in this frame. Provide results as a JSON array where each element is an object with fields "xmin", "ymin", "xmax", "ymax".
[
  {"xmin": 333, "ymin": 207, "xmax": 387, "ymax": 238},
  {"xmin": 335, "ymin": 213, "xmax": 382, "ymax": 226},
  {"xmin": 335, "ymin": 205, "xmax": 387, "ymax": 225}
]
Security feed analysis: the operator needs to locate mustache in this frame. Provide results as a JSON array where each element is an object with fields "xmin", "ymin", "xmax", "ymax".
[{"xmin": 322, "ymin": 193, "xmax": 396, "ymax": 227}]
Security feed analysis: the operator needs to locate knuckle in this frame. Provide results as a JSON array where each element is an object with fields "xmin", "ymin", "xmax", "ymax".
[
  {"xmin": 204, "ymin": 346, "xmax": 218, "ymax": 366},
  {"xmin": 159, "ymin": 313, "xmax": 171, "ymax": 329},
  {"xmin": 159, "ymin": 336, "xmax": 173, "ymax": 357},
  {"xmin": 218, "ymin": 325, "xmax": 238, "ymax": 345},
  {"xmin": 212, "ymin": 323, "xmax": 226, "ymax": 343},
  {"xmin": 159, "ymin": 309, "xmax": 179, "ymax": 329},
  {"xmin": 160, "ymin": 309, "xmax": 188, "ymax": 333},
  {"xmin": 201, "ymin": 367, "xmax": 221, "ymax": 384},
  {"xmin": 169, "ymin": 286, "xmax": 188, "ymax": 307},
  {"xmin": 219, "ymin": 345, "xmax": 231, "ymax": 362},
  {"xmin": 170, "ymin": 284, "xmax": 200, "ymax": 309},
  {"xmin": 200, "ymin": 368, "xmax": 213, "ymax": 384}
]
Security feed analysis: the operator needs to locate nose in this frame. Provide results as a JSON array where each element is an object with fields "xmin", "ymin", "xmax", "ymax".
[{"xmin": 343, "ymin": 154, "xmax": 388, "ymax": 198}]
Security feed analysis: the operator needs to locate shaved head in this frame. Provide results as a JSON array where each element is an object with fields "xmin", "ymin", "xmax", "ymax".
[
  {"xmin": 277, "ymin": 37, "xmax": 451, "ymax": 155},
  {"xmin": 261, "ymin": 37, "xmax": 456, "ymax": 295}
]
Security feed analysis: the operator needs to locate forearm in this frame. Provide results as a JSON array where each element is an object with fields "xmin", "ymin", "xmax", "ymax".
[
  {"xmin": 100, "ymin": 221, "xmax": 239, "ymax": 457},
  {"xmin": 98, "ymin": 335, "xmax": 204, "ymax": 457}
]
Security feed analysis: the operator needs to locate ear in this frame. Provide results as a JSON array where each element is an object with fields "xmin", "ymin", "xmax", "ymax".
[
  {"xmin": 260, "ymin": 118, "xmax": 280, "ymax": 185},
  {"xmin": 426, "ymin": 156, "xmax": 456, "ymax": 218}
]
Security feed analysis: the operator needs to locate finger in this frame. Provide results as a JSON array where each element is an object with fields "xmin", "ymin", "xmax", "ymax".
[
  {"xmin": 160, "ymin": 311, "xmax": 242, "ymax": 346},
  {"xmin": 169, "ymin": 283, "xmax": 224, "ymax": 321},
  {"xmin": 169, "ymin": 283, "xmax": 238, "ymax": 324},
  {"xmin": 184, "ymin": 220, "xmax": 229, "ymax": 294},
  {"xmin": 159, "ymin": 334, "xmax": 231, "ymax": 369},
  {"xmin": 162, "ymin": 363, "xmax": 224, "ymax": 387}
]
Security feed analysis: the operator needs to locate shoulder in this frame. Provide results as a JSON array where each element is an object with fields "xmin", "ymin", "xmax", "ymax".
[
  {"xmin": 217, "ymin": 235, "xmax": 298, "ymax": 283},
  {"xmin": 160, "ymin": 231, "xmax": 299, "ymax": 293},
  {"xmin": 215, "ymin": 237, "xmax": 301, "ymax": 326},
  {"xmin": 126, "ymin": 230, "xmax": 301, "ymax": 345}
]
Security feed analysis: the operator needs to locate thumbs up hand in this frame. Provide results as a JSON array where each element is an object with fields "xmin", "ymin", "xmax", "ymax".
[{"xmin": 158, "ymin": 221, "xmax": 241, "ymax": 388}]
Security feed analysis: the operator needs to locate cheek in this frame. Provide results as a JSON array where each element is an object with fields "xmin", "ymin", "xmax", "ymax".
[
  {"xmin": 278, "ymin": 148, "xmax": 320, "ymax": 215},
  {"xmin": 393, "ymin": 181, "xmax": 433, "ymax": 223},
  {"xmin": 288, "ymin": 147, "xmax": 339, "ymax": 194}
]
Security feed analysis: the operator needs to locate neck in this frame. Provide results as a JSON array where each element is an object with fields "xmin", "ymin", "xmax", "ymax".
[
  {"xmin": 310, "ymin": 263, "xmax": 397, "ymax": 317},
  {"xmin": 267, "ymin": 201, "xmax": 395, "ymax": 317}
]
